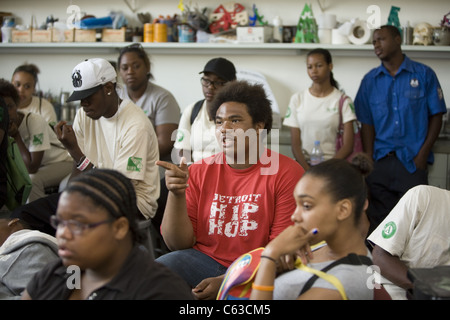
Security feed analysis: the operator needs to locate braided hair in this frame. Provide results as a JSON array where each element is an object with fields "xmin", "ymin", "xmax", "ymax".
[{"xmin": 64, "ymin": 169, "xmax": 146, "ymax": 244}]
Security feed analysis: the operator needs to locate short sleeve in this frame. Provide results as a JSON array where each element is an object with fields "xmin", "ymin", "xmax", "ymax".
[{"xmin": 283, "ymin": 93, "xmax": 301, "ymax": 128}]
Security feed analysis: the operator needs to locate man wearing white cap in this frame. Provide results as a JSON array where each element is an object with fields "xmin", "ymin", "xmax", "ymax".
[{"xmin": 54, "ymin": 58, "xmax": 160, "ymax": 220}]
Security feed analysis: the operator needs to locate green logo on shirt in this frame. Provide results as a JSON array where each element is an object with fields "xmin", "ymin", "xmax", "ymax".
[
  {"xmin": 381, "ymin": 221, "xmax": 397, "ymax": 239},
  {"xmin": 32, "ymin": 133, "xmax": 44, "ymax": 146},
  {"xmin": 127, "ymin": 156, "xmax": 142, "ymax": 172},
  {"xmin": 177, "ymin": 131, "xmax": 184, "ymax": 142},
  {"xmin": 349, "ymin": 101, "xmax": 355, "ymax": 113},
  {"xmin": 285, "ymin": 107, "xmax": 291, "ymax": 118}
]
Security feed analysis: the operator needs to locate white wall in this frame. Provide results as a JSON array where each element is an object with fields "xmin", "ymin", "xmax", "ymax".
[{"xmin": 0, "ymin": 0, "xmax": 449, "ymax": 117}]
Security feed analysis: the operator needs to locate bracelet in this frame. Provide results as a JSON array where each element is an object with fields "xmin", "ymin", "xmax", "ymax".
[
  {"xmin": 77, "ymin": 156, "xmax": 91, "ymax": 171},
  {"xmin": 260, "ymin": 255, "xmax": 277, "ymax": 264},
  {"xmin": 76, "ymin": 155, "xmax": 86, "ymax": 167},
  {"xmin": 252, "ymin": 283, "xmax": 274, "ymax": 292}
]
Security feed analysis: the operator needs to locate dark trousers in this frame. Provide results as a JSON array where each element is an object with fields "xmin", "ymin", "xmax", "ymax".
[
  {"xmin": 10, "ymin": 192, "xmax": 60, "ymax": 236},
  {"xmin": 366, "ymin": 154, "xmax": 428, "ymax": 234}
]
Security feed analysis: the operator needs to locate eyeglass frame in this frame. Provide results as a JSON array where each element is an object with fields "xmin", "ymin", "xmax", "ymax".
[
  {"xmin": 200, "ymin": 77, "xmax": 228, "ymax": 89},
  {"xmin": 50, "ymin": 215, "xmax": 115, "ymax": 235}
]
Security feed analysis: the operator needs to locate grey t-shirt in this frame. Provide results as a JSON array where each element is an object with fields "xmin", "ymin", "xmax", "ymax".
[
  {"xmin": 273, "ymin": 253, "xmax": 374, "ymax": 300},
  {"xmin": 122, "ymin": 81, "xmax": 180, "ymax": 129}
]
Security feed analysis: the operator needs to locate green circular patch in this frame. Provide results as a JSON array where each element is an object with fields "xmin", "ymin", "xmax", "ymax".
[{"xmin": 381, "ymin": 221, "xmax": 397, "ymax": 239}]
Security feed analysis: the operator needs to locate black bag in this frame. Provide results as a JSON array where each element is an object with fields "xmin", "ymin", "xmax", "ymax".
[{"xmin": 190, "ymin": 99, "xmax": 205, "ymax": 125}]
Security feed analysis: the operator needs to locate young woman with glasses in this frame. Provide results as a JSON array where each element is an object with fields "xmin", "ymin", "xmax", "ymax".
[{"xmin": 21, "ymin": 169, "xmax": 193, "ymax": 300}]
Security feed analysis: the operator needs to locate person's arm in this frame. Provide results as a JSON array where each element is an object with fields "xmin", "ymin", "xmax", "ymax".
[
  {"xmin": 9, "ymin": 121, "xmax": 44, "ymax": 174},
  {"xmin": 23, "ymin": 150, "xmax": 44, "ymax": 174},
  {"xmin": 156, "ymin": 159, "xmax": 195, "ymax": 250},
  {"xmin": 372, "ymin": 245, "xmax": 412, "ymax": 290},
  {"xmin": 250, "ymin": 226, "xmax": 318, "ymax": 300},
  {"xmin": 54, "ymin": 121, "xmax": 93, "ymax": 179},
  {"xmin": 155, "ymin": 123, "xmax": 178, "ymax": 159},
  {"xmin": 335, "ymin": 121, "xmax": 355, "ymax": 160},
  {"xmin": 192, "ymin": 275, "xmax": 225, "ymax": 300},
  {"xmin": 289, "ymin": 127, "xmax": 309, "ymax": 170},
  {"xmin": 414, "ymin": 113, "xmax": 443, "ymax": 170}
]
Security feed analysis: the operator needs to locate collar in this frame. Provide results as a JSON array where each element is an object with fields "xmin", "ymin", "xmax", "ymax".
[{"xmin": 375, "ymin": 54, "xmax": 414, "ymax": 77}]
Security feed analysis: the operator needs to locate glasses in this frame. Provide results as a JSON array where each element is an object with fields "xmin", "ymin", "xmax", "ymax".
[
  {"xmin": 200, "ymin": 77, "xmax": 227, "ymax": 89},
  {"xmin": 50, "ymin": 215, "xmax": 115, "ymax": 235}
]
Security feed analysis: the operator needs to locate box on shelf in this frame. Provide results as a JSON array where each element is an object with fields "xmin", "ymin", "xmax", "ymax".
[
  {"xmin": 11, "ymin": 28, "xmax": 31, "ymax": 42},
  {"xmin": 74, "ymin": 29, "xmax": 96, "ymax": 42},
  {"xmin": 102, "ymin": 27, "xmax": 126, "ymax": 42},
  {"xmin": 237, "ymin": 26, "xmax": 273, "ymax": 43},
  {"xmin": 31, "ymin": 29, "xmax": 52, "ymax": 42},
  {"xmin": 52, "ymin": 28, "xmax": 74, "ymax": 42}
]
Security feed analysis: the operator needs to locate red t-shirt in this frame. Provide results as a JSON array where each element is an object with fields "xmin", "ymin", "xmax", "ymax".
[{"xmin": 186, "ymin": 149, "xmax": 305, "ymax": 267}]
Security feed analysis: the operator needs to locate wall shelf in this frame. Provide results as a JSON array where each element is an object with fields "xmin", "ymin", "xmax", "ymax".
[{"xmin": 1, "ymin": 42, "xmax": 450, "ymax": 59}]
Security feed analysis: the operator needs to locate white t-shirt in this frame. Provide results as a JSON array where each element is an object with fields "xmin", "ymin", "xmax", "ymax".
[
  {"xmin": 368, "ymin": 185, "xmax": 450, "ymax": 299},
  {"xmin": 283, "ymin": 88, "xmax": 356, "ymax": 160},
  {"xmin": 174, "ymin": 100, "xmax": 221, "ymax": 163},
  {"xmin": 73, "ymin": 99, "xmax": 160, "ymax": 219},
  {"xmin": 19, "ymin": 96, "xmax": 57, "ymax": 124},
  {"xmin": 18, "ymin": 111, "xmax": 71, "ymax": 166}
]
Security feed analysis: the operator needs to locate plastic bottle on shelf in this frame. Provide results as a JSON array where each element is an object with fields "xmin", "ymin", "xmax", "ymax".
[
  {"xmin": 273, "ymin": 16, "xmax": 283, "ymax": 42},
  {"xmin": 310, "ymin": 140, "xmax": 324, "ymax": 166}
]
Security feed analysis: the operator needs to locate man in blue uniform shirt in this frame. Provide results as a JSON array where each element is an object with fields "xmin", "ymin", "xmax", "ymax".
[{"xmin": 355, "ymin": 25, "xmax": 447, "ymax": 234}]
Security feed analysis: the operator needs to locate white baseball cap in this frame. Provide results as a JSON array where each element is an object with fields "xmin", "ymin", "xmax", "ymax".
[{"xmin": 66, "ymin": 58, "xmax": 117, "ymax": 102}]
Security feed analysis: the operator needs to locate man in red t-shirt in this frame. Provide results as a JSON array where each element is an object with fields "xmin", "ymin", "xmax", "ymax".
[{"xmin": 156, "ymin": 81, "xmax": 304, "ymax": 299}]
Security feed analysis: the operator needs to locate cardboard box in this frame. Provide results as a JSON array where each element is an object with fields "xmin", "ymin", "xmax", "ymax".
[
  {"xmin": 237, "ymin": 26, "xmax": 273, "ymax": 43},
  {"xmin": 74, "ymin": 29, "xmax": 96, "ymax": 42},
  {"xmin": 32, "ymin": 29, "xmax": 52, "ymax": 42},
  {"xmin": 102, "ymin": 27, "xmax": 126, "ymax": 42},
  {"xmin": 52, "ymin": 28, "xmax": 74, "ymax": 42},
  {"xmin": 11, "ymin": 28, "xmax": 31, "ymax": 42}
]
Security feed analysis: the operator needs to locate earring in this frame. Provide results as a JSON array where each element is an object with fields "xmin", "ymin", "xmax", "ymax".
[{"xmin": 107, "ymin": 92, "xmax": 111, "ymax": 96}]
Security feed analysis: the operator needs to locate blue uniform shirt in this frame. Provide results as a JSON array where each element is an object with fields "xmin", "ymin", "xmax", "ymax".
[{"xmin": 355, "ymin": 55, "xmax": 447, "ymax": 173}]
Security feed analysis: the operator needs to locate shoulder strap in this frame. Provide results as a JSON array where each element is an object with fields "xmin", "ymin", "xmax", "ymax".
[
  {"xmin": 24, "ymin": 112, "xmax": 32, "ymax": 136},
  {"xmin": 299, "ymin": 253, "xmax": 372, "ymax": 298},
  {"xmin": 337, "ymin": 94, "xmax": 349, "ymax": 134},
  {"xmin": 190, "ymin": 99, "xmax": 205, "ymax": 125}
]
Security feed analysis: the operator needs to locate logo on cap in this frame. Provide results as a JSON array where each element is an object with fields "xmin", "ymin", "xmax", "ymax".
[{"xmin": 72, "ymin": 70, "xmax": 82, "ymax": 88}]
